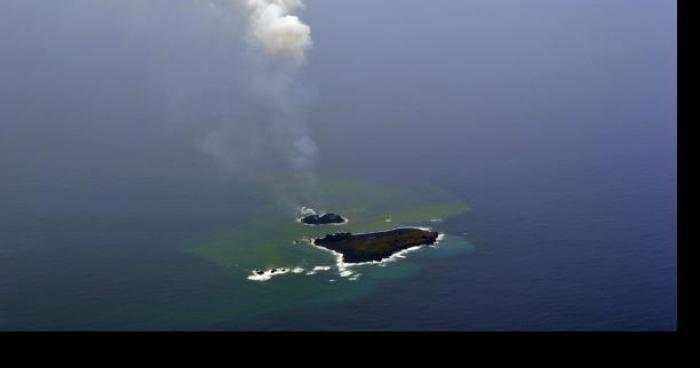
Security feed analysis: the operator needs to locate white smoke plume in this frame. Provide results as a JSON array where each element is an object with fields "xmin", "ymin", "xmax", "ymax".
[
  {"xmin": 197, "ymin": 0, "xmax": 320, "ymax": 208},
  {"xmin": 244, "ymin": 0, "xmax": 312, "ymax": 63}
]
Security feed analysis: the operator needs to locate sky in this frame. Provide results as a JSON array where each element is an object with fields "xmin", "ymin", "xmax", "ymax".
[{"xmin": 0, "ymin": 1, "xmax": 676, "ymax": 183}]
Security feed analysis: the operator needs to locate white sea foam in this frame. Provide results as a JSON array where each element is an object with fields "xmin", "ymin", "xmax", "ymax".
[
  {"xmin": 428, "ymin": 233, "xmax": 446, "ymax": 248},
  {"xmin": 248, "ymin": 265, "xmax": 335, "ymax": 280},
  {"xmin": 305, "ymin": 265, "xmax": 332, "ymax": 275},
  {"xmin": 247, "ymin": 267, "xmax": 296, "ymax": 281},
  {"xmin": 430, "ymin": 218, "xmax": 443, "ymax": 223},
  {"xmin": 248, "ymin": 273, "xmax": 272, "ymax": 281}
]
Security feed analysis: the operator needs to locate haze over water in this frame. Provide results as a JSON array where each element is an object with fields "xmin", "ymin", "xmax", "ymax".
[{"xmin": 0, "ymin": 0, "xmax": 676, "ymax": 330}]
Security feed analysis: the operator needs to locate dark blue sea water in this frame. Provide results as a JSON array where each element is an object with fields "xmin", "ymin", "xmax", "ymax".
[{"xmin": 0, "ymin": 1, "xmax": 676, "ymax": 330}]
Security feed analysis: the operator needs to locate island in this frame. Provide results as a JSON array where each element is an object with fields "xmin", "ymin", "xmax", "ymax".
[
  {"xmin": 313, "ymin": 227, "xmax": 439, "ymax": 263},
  {"xmin": 301, "ymin": 212, "xmax": 347, "ymax": 225}
]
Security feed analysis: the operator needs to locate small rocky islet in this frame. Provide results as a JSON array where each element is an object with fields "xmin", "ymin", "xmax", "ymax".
[
  {"xmin": 254, "ymin": 267, "xmax": 288, "ymax": 275},
  {"xmin": 300, "ymin": 212, "xmax": 347, "ymax": 225},
  {"xmin": 301, "ymin": 210, "xmax": 439, "ymax": 263}
]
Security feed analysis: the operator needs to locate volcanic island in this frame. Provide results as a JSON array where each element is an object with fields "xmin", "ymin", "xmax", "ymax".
[
  {"xmin": 303, "ymin": 210, "xmax": 440, "ymax": 263},
  {"xmin": 313, "ymin": 228, "xmax": 439, "ymax": 263},
  {"xmin": 300, "ymin": 212, "xmax": 347, "ymax": 225}
]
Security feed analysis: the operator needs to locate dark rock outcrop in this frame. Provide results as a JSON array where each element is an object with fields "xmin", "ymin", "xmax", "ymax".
[
  {"xmin": 301, "ymin": 213, "xmax": 347, "ymax": 225},
  {"xmin": 313, "ymin": 228, "xmax": 439, "ymax": 264}
]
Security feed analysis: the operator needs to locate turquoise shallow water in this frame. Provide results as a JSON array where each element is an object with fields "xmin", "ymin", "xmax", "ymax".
[
  {"xmin": 180, "ymin": 175, "xmax": 473, "ymax": 326},
  {"xmin": 0, "ymin": 172, "xmax": 475, "ymax": 330}
]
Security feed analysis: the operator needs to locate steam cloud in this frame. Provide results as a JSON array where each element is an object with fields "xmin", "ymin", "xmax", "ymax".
[
  {"xmin": 198, "ymin": 0, "xmax": 320, "ymax": 207},
  {"xmin": 0, "ymin": 0, "xmax": 322, "ymax": 210},
  {"xmin": 245, "ymin": 0, "xmax": 312, "ymax": 62}
]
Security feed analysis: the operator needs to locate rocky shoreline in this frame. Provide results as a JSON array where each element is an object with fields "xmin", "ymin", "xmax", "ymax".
[{"xmin": 313, "ymin": 227, "xmax": 440, "ymax": 263}]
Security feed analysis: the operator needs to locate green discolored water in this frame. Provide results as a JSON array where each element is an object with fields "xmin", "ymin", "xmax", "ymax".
[{"xmin": 181, "ymin": 175, "xmax": 472, "ymax": 324}]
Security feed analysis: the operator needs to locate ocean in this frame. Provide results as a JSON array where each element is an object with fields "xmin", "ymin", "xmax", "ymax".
[{"xmin": 0, "ymin": 0, "xmax": 676, "ymax": 330}]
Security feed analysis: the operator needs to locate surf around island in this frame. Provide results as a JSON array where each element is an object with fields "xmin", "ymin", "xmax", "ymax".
[
  {"xmin": 179, "ymin": 175, "xmax": 473, "ymax": 325},
  {"xmin": 186, "ymin": 175, "xmax": 470, "ymax": 287}
]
